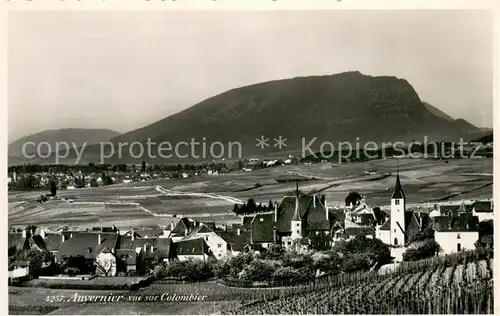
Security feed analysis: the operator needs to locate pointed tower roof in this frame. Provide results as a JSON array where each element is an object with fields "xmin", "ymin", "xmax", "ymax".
[
  {"xmin": 292, "ymin": 196, "xmax": 302, "ymax": 221},
  {"xmin": 456, "ymin": 199, "xmax": 469, "ymax": 213},
  {"xmin": 392, "ymin": 161, "xmax": 405, "ymax": 199}
]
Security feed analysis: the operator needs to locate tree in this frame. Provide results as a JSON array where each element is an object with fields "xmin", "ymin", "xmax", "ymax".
[
  {"xmin": 232, "ymin": 204, "xmax": 240, "ymax": 215},
  {"xmin": 95, "ymin": 257, "xmax": 116, "ymax": 276},
  {"xmin": 345, "ymin": 191, "xmax": 362, "ymax": 206},
  {"xmin": 341, "ymin": 253, "xmax": 373, "ymax": 272},
  {"xmin": 402, "ymin": 240, "xmax": 440, "ymax": 262},
  {"xmin": 90, "ymin": 178, "xmax": 99, "ymax": 187},
  {"xmin": 259, "ymin": 244, "xmax": 285, "ymax": 261},
  {"xmin": 240, "ymin": 259, "xmax": 277, "ymax": 282},
  {"xmin": 333, "ymin": 235, "xmax": 391, "ymax": 266},
  {"xmin": 49, "ymin": 179, "xmax": 57, "ymax": 196},
  {"xmin": 23, "ymin": 249, "xmax": 54, "ymax": 277},
  {"xmin": 153, "ymin": 265, "xmax": 168, "ymax": 279},
  {"xmin": 272, "ymin": 266, "xmax": 301, "ymax": 284},
  {"xmin": 246, "ymin": 198, "xmax": 257, "ymax": 213}
]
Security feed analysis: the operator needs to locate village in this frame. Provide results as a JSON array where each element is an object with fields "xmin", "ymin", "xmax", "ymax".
[{"xmin": 8, "ymin": 169, "xmax": 494, "ymax": 282}]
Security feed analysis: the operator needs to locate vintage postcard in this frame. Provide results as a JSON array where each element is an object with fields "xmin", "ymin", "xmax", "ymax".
[{"xmin": 4, "ymin": 1, "xmax": 497, "ymax": 315}]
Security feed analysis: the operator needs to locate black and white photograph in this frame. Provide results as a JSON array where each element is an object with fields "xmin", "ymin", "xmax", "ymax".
[{"xmin": 6, "ymin": 7, "xmax": 495, "ymax": 315}]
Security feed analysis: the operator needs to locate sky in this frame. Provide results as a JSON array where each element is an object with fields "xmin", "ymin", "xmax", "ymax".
[{"xmin": 8, "ymin": 10, "xmax": 493, "ymax": 142}]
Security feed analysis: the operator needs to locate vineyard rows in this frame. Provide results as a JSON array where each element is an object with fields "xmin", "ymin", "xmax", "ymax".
[{"xmin": 220, "ymin": 257, "xmax": 493, "ymax": 315}]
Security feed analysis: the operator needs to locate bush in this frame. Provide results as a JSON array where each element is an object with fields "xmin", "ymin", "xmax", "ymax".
[
  {"xmin": 403, "ymin": 240, "xmax": 440, "ymax": 262},
  {"xmin": 153, "ymin": 265, "xmax": 167, "ymax": 280},
  {"xmin": 272, "ymin": 267, "xmax": 301, "ymax": 284},
  {"xmin": 164, "ymin": 259, "xmax": 215, "ymax": 282},
  {"xmin": 333, "ymin": 235, "xmax": 391, "ymax": 266},
  {"xmin": 239, "ymin": 259, "xmax": 279, "ymax": 282},
  {"xmin": 341, "ymin": 253, "xmax": 373, "ymax": 273}
]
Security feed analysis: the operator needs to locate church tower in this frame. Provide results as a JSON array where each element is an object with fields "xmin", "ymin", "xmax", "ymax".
[
  {"xmin": 291, "ymin": 181, "xmax": 303, "ymax": 240},
  {"xmin": 390, "ymin": 162, "xmax": 406, "ymax": 246}
]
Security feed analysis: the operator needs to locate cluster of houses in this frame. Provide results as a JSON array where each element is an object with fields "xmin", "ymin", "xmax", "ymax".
[{"xmin": 8, "ymin": 171, "xmax": 493, "ymax": 278}]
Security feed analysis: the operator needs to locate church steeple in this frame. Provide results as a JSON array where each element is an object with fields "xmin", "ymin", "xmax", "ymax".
[
  {"xmin": 392, "ymin": 160, "xmax": 405, "ymax": 199},
  {"xmin": 292, "ymin": 182, "xmax": 301, "ymax": 221},
  {"xmin": 291, "ymin": 181, "xmax": 303, "ymax": 240},
  {"xmin": 292, "ymin": 196, "xmax": 302, "ymax": 221}
]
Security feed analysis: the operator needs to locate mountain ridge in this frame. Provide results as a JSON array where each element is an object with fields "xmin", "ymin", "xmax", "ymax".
[
  {"xmin": 10, "ymin": 71, "xmax": 487, "ymax": 164},
  {"xmin": 9, "ymin": 128, "xmax": 121, "ymax": 157}
]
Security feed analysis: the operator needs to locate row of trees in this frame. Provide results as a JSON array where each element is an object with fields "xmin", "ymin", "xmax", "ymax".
[
  {"xmin": 152, "ymin": 236, "xmax": 391, "ymax": 284},
  {"xmin": 8, "ymin": 161, "xmax": 232, "ymax": 175},
  {"xmin": 232, "ymin": 198, "xmax": 275, "ymax": 215}
]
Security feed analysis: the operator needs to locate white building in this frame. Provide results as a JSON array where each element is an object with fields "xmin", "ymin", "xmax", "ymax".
[
  {"xmin": 179, "ymin": 223, "xmax": 229, "ymax": 259},
  {"xmin": 433, "ymin": 203, "xmax": 480, "ymax": 254},
  {"xmin": 375, "ymin": 172, "xmax": 423, "ymax": 259},
  {"xmin": 435, "ymin": 231, "xmax": 478, "ymax": 254},
  {"xmin": 175, "ymin": 238, "xmax": 212, "ymax": 262},
  {"xmin": 390, "ymin": 173, "xmax": 406, "ymax": 247},
  {"xmin": 472, "ymin": 201, "xmax": 494, "ymax": 222}
]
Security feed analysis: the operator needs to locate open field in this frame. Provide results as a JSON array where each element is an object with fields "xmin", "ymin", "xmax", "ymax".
[{"xmin": 9, "ymin": 158, "xmax": 492, "ymax": 229}]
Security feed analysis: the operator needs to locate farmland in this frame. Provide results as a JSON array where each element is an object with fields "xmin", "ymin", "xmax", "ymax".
[{"xmin": 8, "ymin": 158, "xmax": 492, "ymax": 230}]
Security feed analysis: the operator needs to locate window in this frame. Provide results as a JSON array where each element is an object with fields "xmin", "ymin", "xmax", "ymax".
[
  {"xmin": 218, "ymin": 254, "xmax": 222, "ymax": 257},
  {"xmin": 394, "ymin": 229, "xmax": 396, "ymax": 233},
  {"xmin": 457, "ymin": 243, "xmax": 462, "ymax": 252},
  {"xmin": 287, "ymin": 241, "xmax": 291, "ymax": 246},
  {"xmin": 205, "ymin": 236, "xmax": 209, "ymax": 241},
  {"xmin": 395, "ymin": 200, "xmax": 400, "ymax": 205},
  {"xmin": 296, "ymin": 230, "xmax": 300, "ymax": 234},
  {"xmin": 217, "ymin": 244, "xmax": 222, "ymax": 248},
  {"xmin": 297, "ymin": 223, "xmax": 300, "ymax": 227},
  {"xmin": 457, "ymin": 233, "xmax": 461, "ymax": 239},
  {"xmin": 394, "ymin": 238, "xmax": 398, "ymax": 246}
]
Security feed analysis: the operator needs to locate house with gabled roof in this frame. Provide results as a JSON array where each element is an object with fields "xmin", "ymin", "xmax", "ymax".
[
  {"xmin": 175, "ymin": 238, "xmax": 212, "ymax": 261},
  {"xmin": 472, "ymin": 200, "xmax": 493, "ymax": 222},
  {"xmin": 170, "ymin": 217, "xmax": 199, "ymax": 242},
  {"xmin": 56, "ymin": 231, "xmax": 120, "ymax": 275},
  {"xmin": 217, "ymin": 229, "xmax": 252, "ymax": 256},
  {"xmin": 433, "ymin": 211, "xmax": 479, "ymax": 254},
  {"xmin": 8, "ymin": 226, "xmax": 48, "ymax": 257},
  {"xmin": 180, "ymin": 223, "xmax": 229, "ymax": 259},
  {"xmin": 240, "ymin": 184, "xmax": 342, "ymax": 250}
]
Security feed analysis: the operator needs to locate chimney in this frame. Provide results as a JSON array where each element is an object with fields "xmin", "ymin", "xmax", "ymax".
[
  {"xmin": 326, "ymin": 206, "xmax": 329, "ymax": 221},
  {"xmin": 150, "ymin": 245, "xmax": 154, "ymax": 252},
  {"xmin": 131, "ymin": 230, "xmax": 135, "ymax": 241},
  {"xmin": 98, "ymin": 233, "xmax": 102, "ymax": 245},
  {"xmin": 313, "ymin": 195, "xmax": 316, "ymax": 208},
  {"xmin": 62, "ymin": 233, "xmax": 67, "ymax": 243},
  {"xmin": 143, "ymin": 244, "xmax": 147, "ymax": 252},
  {"xmin": 237, "ymin": 228, "xmax": 241, "ymax": 236},
  {"xmin": 22, "ymin": 227, "xmax": 27, "ymax": 238},
  {"xmin": 274, "ymin": 207, "xmax": 278, "ymax": 222},
  {"xmin": 40, "ymin": 228, "xmax": 46, "ymax": 239}
]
